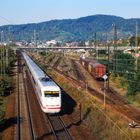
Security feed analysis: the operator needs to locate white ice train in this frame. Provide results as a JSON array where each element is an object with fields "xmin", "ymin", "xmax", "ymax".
[{"xmin": 22, "ymin": 52, "xmax": 61, "ymax": 113}]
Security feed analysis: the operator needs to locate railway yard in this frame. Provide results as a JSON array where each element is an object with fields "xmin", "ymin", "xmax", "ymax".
[{"xmin": 1, "ymin": 50, "xmax": 140, "ymax": 140}]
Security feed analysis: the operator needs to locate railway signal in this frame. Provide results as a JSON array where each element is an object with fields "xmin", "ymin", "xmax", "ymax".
[
  {"xmin": 78, "ymin": 103, "xmax": 82, "ymax": 121},
  {"xmin": 103, "ymin": 74, "xmax": 108, "ymax": 81},
  {"xmin": 103, "ymin": 74, "xmax": 108, "ymax": 109}
]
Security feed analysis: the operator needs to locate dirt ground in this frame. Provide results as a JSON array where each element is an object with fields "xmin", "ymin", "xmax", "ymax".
[{"xmin": 2, "ymin": 65, "xmax": 17, "ymax": 140}]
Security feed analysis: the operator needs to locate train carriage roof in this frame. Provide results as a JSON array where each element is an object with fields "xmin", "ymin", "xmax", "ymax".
[
  {"xmin": 23, "ymin": 52, "xmax": 47, "ymax": 77},
  {"xmin": 90, "ymin": 62, "xmax": 106, "ymax": 68},
  {"xmin": 23, "ymin": 52, "xmax": 60, "ymax": 89}
]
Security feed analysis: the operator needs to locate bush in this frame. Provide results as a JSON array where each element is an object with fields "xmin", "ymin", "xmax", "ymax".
[{"xmin": 0, "ymin": 76, "xmax": 11, "ymax": 96}]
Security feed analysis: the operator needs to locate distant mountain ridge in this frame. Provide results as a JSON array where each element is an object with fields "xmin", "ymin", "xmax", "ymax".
[{"xmin": 0, "ymin": 14, "xmax": 140, "ymax": 42}]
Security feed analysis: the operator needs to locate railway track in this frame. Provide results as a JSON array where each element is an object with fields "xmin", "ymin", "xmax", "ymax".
[
  {"xmin": 71, "ymin": 59, "xmax": 85, "ymax": 81},
  {"xmin": 25, "ymin": 69, "xmax": 53, "ymax": 140},
  {"xmin": 47, "ymin": 115, "xmax": 73, "ymax": 140},
  {"xmin": 23, "ymin": 70, "xmax": 35, "ymax": 140},
  {"xmin": 17, "ymin": 52, "xmax": 85, "ymax": 140},
  {"xmin": 51, "ymin": 60, "xmax": 140, "ymax": 125},
  {"xmin": 17, "ymin": 59, "xmax": 21, "ymax": 140},
  {"xmin": 53, "ymin": 56, "xmax": 62, "ymax": 68},
  {"xmin": 17, "ymin": 54, "xmax": 35, "ymax": 140},
  {"xmin": 75, "ymin": 61, "xmax": 140, "ymax": 123},
  {"xmin": 26, "ymin": 67, "xmax": 81, "ymax": 139},
  {"xmin": 32, "ymin": 53, "xmax": 140, "ymax": 124},
  {"xmin": 26, "ymin": 52, "xmax": 140, "ymax": 139}
]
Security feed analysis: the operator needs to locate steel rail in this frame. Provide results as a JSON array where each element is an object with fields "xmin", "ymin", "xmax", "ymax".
[
  {"xmin": 22, "ymin": 68, "xmax": 35, "ymax": 140},
  {"xmin": 47, "ymin": 115, "xmax": 73, "ymax": 140},
  {"xmin": 17, "ymin": 60, "xmax": 21, "ymax": 140}
]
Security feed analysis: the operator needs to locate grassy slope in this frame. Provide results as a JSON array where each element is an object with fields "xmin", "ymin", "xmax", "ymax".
[
  {"xmin": 32, "ymin": 52, "xmax": 140, "ymax": 140},
  {"xmin": 110, "ymin": 74, "xmax": 140, "ymax": 109},
  {"xmin": 0, "ymin": 97, "xmax": 8, "ymax": 139}
]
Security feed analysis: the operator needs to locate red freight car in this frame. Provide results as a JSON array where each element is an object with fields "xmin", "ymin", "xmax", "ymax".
[{"xmin": 80, "ymin": 56, "xmax": 107, "ymax": 80}]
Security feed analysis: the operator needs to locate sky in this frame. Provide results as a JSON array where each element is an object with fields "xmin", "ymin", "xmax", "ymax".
[{"xmin": 0, "ymin": 0, "xmax": 140, "ymax": 26}]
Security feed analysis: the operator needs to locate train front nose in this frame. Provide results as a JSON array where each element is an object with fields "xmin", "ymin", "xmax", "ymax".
[{"xmin": 44, "ymin": 105, "xmax": 61, "ymax": 113}]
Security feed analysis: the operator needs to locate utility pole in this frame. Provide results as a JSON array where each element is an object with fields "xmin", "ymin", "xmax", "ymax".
[
  {"xmin": 6, "ymin": 48, "xmax": 8, "ymax": 68},
  {"xmin": 1, "ymin": 46, "xmax": 4, "ymax": 76},
  {"xmin": 5, "ymin": 27, "xmax": 11, "ymax": 67},
  {"xmin": 105, "ymin": 32, "xmax": 108, "ymax": 60},
  {"xmin": 8, "ymin": 26, "xmax": 11, "ymax": 44},
  {"xmin": 103, "ymin": 78, "xmax": 106, "ymax": 108},
  {"xmin": 2, "ymin": 46, "xmax": 5, "ymax": 76},
  {"xmin": 0, "ymin": 48, "xmax": 2, "ymax": 76},
  {"xmin": 103, "ymin": 74, "xmax": 108, "ymax": 109},
  {"xmin": 34, "ymin": 30, "xmax": 39, "ymax": 59},
  {"xmin": 135, "ymin": 22, "xmax": 138, "ymax": 71},
  {"xmin": 107, "ymin": 43, "xmax": 110, "ymax": 90},
  {"xmin": 0, "ymin": 32, "xmax": 2, "ymax": 76},
  {"xmin": 112, "ymin": 23, "xmax": 117, "ymax": 72},
  {"xmin": 103, "ymin": 32, "xmax": 109, "ymax": 109},
  {"xmin": 94, "ymin": 32, "xmax": 98, "ymax": 60},
  {"xmin": 0, "ymin": 31, "xmax": 5, "ymax": 76},
  {"xmin": 1, "ymin": 31, "xmax": 4, "ymax": 44},
  {"xmin": 34, "ymin": 30, "xmax": 36, "ymax": 47}
]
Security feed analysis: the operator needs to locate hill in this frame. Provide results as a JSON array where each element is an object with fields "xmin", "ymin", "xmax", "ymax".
[{"xmin": 0, "ymin": 14, "xmax": 140, "ymax": 42}]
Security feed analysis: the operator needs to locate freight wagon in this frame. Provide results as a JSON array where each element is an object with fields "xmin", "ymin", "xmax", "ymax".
[{"xmin": 80, "ymin": 55, "xmax": 107, "ymax": 80}]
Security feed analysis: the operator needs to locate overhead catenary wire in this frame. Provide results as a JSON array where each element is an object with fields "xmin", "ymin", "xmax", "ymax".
[
  {"xmin": 0, "ymin": 16, "xmax": 14, "ymax": 77},
  {"xmin": 112, "ymin": 70, "xmax": 138, "ymax": 76},
  {"xmin": 111, "ymin": 63, "xmax": 140, "ymax": 71},
  {"xmin": 102, "ymin": 57, "xmax": 139, "ymax": 66},
  {"xmin": 90, "ymin": 98, "xmax": 133, "ymax": 140},
  {"xmin": 0, "ymin": 15, "xmax": 14, "ymax": 25}
]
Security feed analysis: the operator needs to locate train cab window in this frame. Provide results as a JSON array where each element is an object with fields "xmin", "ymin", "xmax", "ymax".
[{"xmin": 44, "ymin": 91, "xmax": 59, "ymax": 97}]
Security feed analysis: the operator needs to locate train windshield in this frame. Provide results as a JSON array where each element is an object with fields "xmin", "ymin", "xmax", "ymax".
[{"xmin": 44, "ymin": 91, "xmax": 59, "ymax": 97}]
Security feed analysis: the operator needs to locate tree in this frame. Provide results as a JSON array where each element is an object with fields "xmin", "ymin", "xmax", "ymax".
[
  {"xmin": 0, "ymin": 76, "xmax": 11, "ymax": 96},
  {"xmin": 130, "ymin": 36, "xmax": 140, "ymax": 46},
  {"xmin": 111, "ymin": 52, "xmax": 140, "ymax": 96}
]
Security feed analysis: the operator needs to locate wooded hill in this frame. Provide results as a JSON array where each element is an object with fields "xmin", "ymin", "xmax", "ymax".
[{"xmin": 0, "ymin": 14, "xmax": 140, "ymax": 42}]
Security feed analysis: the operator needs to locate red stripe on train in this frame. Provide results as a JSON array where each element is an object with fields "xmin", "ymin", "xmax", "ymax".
[{"xmin": 48, "ymin": 108, "xmax": 61, "ymax": 109}]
